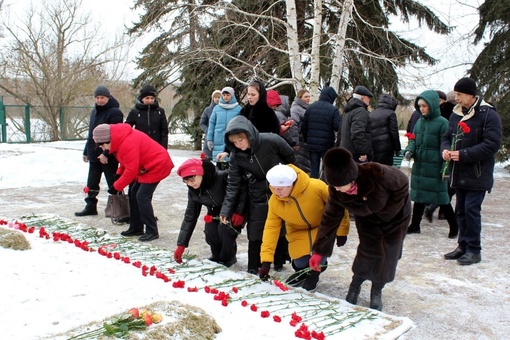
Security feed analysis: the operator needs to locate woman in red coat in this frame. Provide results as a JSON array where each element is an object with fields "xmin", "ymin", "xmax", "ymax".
[{"xmin": 93, "ymin": 123, "xmax": 174, "ymax": 241}]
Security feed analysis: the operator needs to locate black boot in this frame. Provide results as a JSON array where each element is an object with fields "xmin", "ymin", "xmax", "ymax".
[
  {"xmin": 345, "ymin": 275, "xmax": 365, "ymax": 305},
  {"xmin": 74, "ymin": 204, "xmax": 98, "ymax": 216},
  {"xmin": 302, "ymin": 270, "xmax": 321, "ymax": 291},
  {"xmin": 407, "ymin": 203, "xmax": 425, "ymax": 234},
  {"xmin": 285, "ymin": 261, "xmax": 309, "ymax": 287},
  {"xmin": 423, "ymin": 204, "xmax": 436, "ymax": 223},
  {"xmin": 370, "ymin": 282, "xmax": 385, "ymax": 311},
  {"xmin": 443, "ymin": 205, "xmax": 458, "ymax": 239}
]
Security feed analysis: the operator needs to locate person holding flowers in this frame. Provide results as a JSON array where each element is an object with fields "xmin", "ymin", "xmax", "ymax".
[
  {"xmin": 220, "ymin": 115, "xmax": 296, "ymax": 275},
  {"xmin": 310, "ymin": 147, "xmax": 411, "ymax": 311},
  {"xmin": 258, "ymin": 164, "xmax": 350, "ymax": 291},
  {"xmin": 174, "ymin": 158, "xmax": 247, "ymax": 267},
  {"xmin": 404, "ymin": 90, "xmax": 458, "ymax": 238},
  {"xmin": 441, "ymin": 77, "xmax": 502, "ymax": 265}
]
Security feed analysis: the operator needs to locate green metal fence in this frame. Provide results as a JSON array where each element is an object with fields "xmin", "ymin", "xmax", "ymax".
[{"xmin": 0, "ymin": 97, "xmax": 132, "ymax": 143}]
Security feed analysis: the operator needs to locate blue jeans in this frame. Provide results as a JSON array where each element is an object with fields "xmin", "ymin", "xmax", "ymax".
[
  {"xmin": 308, "ymin": 151, "xmax": 325, "ymax": 179},
  {"xmin": 455, "ymin": 188, "xmax": 486, "ymax": 254}
]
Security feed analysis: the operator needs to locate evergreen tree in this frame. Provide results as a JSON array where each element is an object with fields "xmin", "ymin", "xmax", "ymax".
[{"xmin": 470, "ymin": 0, "xmax": 510, "ymax": 159}]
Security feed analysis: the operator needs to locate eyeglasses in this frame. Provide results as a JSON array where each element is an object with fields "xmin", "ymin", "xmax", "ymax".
[
  {"xmin": 96, "ymin": 142, "xmax": 110, "ymax": 147},
  {"xmin": 182, "ymin": 175, "xmax": 196, "ymax": 184}
]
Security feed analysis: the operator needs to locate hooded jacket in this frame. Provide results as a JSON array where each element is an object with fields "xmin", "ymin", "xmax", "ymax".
[
  {"xmin": 406, "ymin": 90, "xmax": 450, "ymax": 205},
  {"xmin": 240, "ymin": 80, "xmax": 280, "ymax": 134},
  {"xmin": 125, "ymin": 98, "xmax": 169, "ymax": 148},
  {"xmin": 206, "ymin": 94, "xmax": 242, "ymax": 158},
  {"xmin": 441, "ymin": 97, "xmax": 502, "ymax": 192},
  {"xmin": 83, "ymin": 96, "xmax": 123, "ymax": 162},
  {"xmin": 109, "ymin": 123, "xmax": 174, "ymax": 191},
  {"xmin": 369, "ymin": 94, "xmax": 401, "ymax": 165},
  {"xmin": 220, "ymin": 115, "xmax": 296, "ymax": 240},
  {"xmin": 261, "ymin": 164, "xmax": 350, "ymax": 263},
  {"xmin": 301, "ymin": 87, "xmax": 341, "ymax": 152},
  {"xmin": 338, "ymin": 96, "xmax": 373, "ymax": 159}
]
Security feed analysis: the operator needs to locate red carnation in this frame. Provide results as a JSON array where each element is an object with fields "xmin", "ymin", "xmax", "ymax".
[
  {"xmin": 250, "ymin": 304, "xmax": 258, "ymax": 312},
  {"xmin": 204, "ymin": 215, "xmax": 213, "ymax": 223},
  {"xmin": 83, "ymin": 187, "xmax": 90, "ymax": 193},
  {"xmin": 241, "ymin": 300, "xmax": 248, "ymax": 307},
  {"xmin": 458, "ymin": 121, "xmax": 471, "ymax": 134},
  {"xmin": 260, "ymin": 311, "xmax": 270, "ymax": 318},
  {"xmin": 273, "ymin": 315, "xmax": 282, "ymax": 323},
  {"xmin": 200, "ymin": 152, "xmax": 206, "ymax": 160},
  {"xmin": 404, "ymin": 132, "xmax": 415, "ymax": 140}
]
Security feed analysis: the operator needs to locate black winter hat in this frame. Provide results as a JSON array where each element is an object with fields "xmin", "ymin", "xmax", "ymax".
[
  {"xmin": 94, "ymin": 85, "xmax": 111, "ymax": 98},
  {"xmin": 436, "ymin": 90, "xmax": 447, "ymax": 100},
  {"xmin": 323, "ymin": 147, "xmax": 359, "ymax": 186},
  {"xmin": 454, "ymin": 77, "xmax": 477, "ymax": 96},
  {"xmin": 140, "ymin": 85, "xmax": 157, "ymax": 99},
  {"xmin": 353, "ymin": 85, "xmax": 374, "ymax": 98}
]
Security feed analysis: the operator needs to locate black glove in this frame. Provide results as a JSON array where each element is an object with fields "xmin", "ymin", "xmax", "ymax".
[
  {"xmin": 258, "ymin": 262, "xmax": 271, "ymax": 281},
  {"xmin": 108, "ymin": 187, "xmax": 118, "ymax": 195},
  {"xmin": 336, "ymin": 235, "xmax": 347, "ymax": 247}
]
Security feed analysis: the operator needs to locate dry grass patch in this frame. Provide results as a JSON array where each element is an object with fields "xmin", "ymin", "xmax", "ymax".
[{"xmin": 0, "ymin": 228, "xmax": 31, "ymax": 250}]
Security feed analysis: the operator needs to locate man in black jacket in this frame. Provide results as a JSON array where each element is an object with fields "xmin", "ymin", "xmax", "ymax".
[
  {"xmin": 338, "ymin": 85, "xmax": 374, "ymax": 163},
  {"xmin": 301, "ymin": 86, "xmax": 341, "ymax": 179},
  {"xmin": 441, "ymin": 77, "xmax": 502, "ymax": 265},
  {"xmin": 75, "ymin": 85, "xmax": 123, "ymax": 216}
]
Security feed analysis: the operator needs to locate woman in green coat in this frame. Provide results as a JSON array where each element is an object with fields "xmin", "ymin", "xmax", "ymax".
[{"xmin": 405, "ymin": 90, "xmax": 458, "ymax": 238}]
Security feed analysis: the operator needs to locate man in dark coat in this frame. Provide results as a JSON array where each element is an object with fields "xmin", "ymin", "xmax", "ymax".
[
  {"xmin": 75, "ymin": 85, "xmax": 123, "ymax": 217},
  {"xmin": 441, "ymin": 77, "xmax": 502, "ymax": 265},
  {"xmin": 369, "ymin": 94, "xmax": 401, "ymax": 165},
  {"xmin": 309, "ymin": 147, "xmax": 411, "ymax": 311},
  {"xmin": 338, "ymin": 85, "xmax": 374, "ymax": 163},
  {"xmin": 300, "ymin": 86, "xmax": 341, "ymax": 179},
  {"xmin": 220, "ymin": 115, "xmax": 296, "ymax": 274}
]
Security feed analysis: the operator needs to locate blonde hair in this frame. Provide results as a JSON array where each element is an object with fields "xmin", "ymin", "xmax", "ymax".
[{"xmin": 297, "ymin": 89, "xmax": 309, "ymax": 98}]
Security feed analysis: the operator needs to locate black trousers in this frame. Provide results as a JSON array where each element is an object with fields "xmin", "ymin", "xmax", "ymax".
[
  {"xmin": 204, "ymin": 220, "xmax": 239, "ymax": 263},
  {"xmin": 84, "ymin": 159, "xmax": 118, "ymax": 206},
  {"xmin": 129, "ymin": 181, "xmax": 159, "ymax": 236}
]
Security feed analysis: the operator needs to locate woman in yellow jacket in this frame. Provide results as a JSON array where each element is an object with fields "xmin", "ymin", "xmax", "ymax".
[{"xmin": 258, "ymin": 164, "xmax": 349, "ymax": 291}]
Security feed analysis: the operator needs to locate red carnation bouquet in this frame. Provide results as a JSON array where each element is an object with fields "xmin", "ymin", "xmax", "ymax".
[{"xmin": 442, "ymin": 121, "xmax": 471, "ymax": 180}]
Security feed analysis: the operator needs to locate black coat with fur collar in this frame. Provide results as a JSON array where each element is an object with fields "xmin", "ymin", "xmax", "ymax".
[
  {"xmin": 177, "ymin": 160, "xmax": 247, "ymax": 247},
  {"xmin": 313, "ymin": 162, "xmax": 411, "ymax": 283}
]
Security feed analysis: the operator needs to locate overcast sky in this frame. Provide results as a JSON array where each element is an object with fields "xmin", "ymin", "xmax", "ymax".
[{"xmin": 3, "ymin": 0, "xmax": 484, "ymax": 94}]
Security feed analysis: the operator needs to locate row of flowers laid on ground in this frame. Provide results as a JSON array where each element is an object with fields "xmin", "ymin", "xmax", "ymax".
[{"xmin": 1, "ymin": 216, "xmax": 386, "ymax": 340}]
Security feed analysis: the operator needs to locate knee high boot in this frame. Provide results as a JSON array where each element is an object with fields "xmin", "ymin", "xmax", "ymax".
[
  {"xmin": 346, "ymin": 274, "xmax": 365, "ymax": 305},
  {"xmin": 408, "ymin": 203, "xmax": 425, "ymax": 234},
  {"xmin": 75, "ymin": 191, "xmax": 99, "ymax": 216},
  {"xmin": 370, "ymin": 282, "xmax": 386, "ymax": 311}
]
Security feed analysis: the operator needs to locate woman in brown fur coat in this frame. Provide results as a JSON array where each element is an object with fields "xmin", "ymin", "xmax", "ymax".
[{"xmin": 309, "ymin": 147, "xmax": 411, "ymax": 311}]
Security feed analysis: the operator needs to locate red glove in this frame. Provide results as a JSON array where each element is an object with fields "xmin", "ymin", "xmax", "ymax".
[
  {"xmin": 309, "ymin": 253, "xmax": 323, "ymax": 272},
  {"xmin": 174, "ymin": 245, "xmax": 185, "ymax": 264},
  {"xmin": 231, "ymin": 213, "xmax": 245, "ymax": 227}
]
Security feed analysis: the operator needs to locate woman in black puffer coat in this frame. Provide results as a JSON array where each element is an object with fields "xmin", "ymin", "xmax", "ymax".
[
  {"xmin": 125, "ymin": 85, "xmax": 169, "ymax": 149},
  {"xmin": 174, "ymin": 158, "xmax": 247, "ymax": 267},
  {"xmin": 369, "ymin": 94, "xmax": 401, "ymax": 166},
  {"xmin": 220, "ymin": 115, "xmax": 296, "ymax": 274}
]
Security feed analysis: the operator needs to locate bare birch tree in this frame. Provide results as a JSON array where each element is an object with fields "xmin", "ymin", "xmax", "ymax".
[{"xmin": 0, "ymin": 0, "xmax": 130, "ymax": 141}]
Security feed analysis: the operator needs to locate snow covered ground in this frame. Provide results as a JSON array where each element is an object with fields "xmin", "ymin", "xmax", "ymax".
[{"xmin": 1, "ymin": 136, "xmax": 509, "ymax": 339}]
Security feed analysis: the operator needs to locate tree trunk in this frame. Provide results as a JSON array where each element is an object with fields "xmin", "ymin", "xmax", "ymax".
[
  {"xmin": 309, "ymin": 0, "xmax": 322, "ymax": 100},
  {"xmin": 330, "ymin": 0, "xmax": 354, "ymax": 93},
  {"xmin": 285, "ymin": 0, "xmax": 304, "ymax": 93}
]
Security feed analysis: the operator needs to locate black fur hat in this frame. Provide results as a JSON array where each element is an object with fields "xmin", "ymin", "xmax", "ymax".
[{"xmin": 323, "ymin": 147, "xmax": 359, "ymax": 186}]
